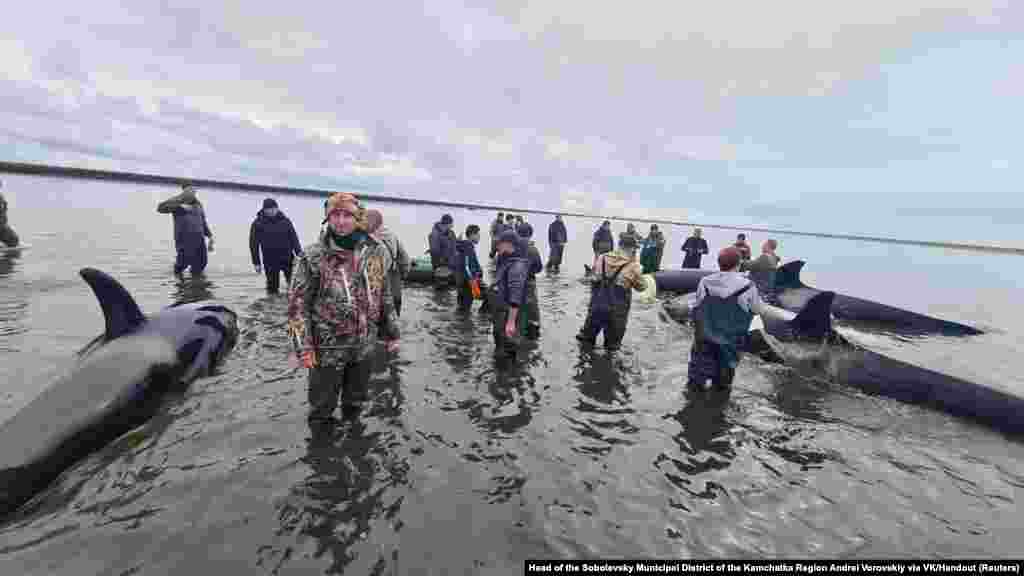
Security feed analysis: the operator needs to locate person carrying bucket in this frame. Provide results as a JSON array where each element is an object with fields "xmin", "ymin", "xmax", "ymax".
[
  {"xmin": 453, "ymin": 224, "xmax": 489, "ymax": 314},
  {"xmin": 576, "ymin": 234, "xmax": 648, "ymax": 350}
]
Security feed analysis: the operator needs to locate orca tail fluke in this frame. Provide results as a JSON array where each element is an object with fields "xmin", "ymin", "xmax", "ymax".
[
  {"xmin": 789, "ymin": 290, "xmax": 835, "ymax": 340},
  {"xmin": 775, "ymin": 260, "xmax": 805, "ymax": 290},
  {"xmin": 79, "ymin": 268, "xmax": 147, "ymax": 340}
]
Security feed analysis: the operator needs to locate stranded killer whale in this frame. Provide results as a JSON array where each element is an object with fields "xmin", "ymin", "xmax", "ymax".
[
  {"xmin": 0, "ymin": 268, "xmax": 238, "ymax": 518},
  {"xmin": 774, "ymin": 260, "xmax": 983, "ymax": 337},
  {"xmin": 661, "ymin": 290, "xmax": 837, "ymax": 355}
]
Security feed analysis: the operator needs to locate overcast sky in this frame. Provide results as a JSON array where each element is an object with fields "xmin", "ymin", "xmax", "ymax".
[{"xmin": 1, "ymin": 1, "xmax": 1021, "ymax": 242}]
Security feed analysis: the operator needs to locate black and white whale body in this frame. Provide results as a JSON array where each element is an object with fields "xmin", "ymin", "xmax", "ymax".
[
  {"xmin": 662, "ymin": 290, "xmax": 837, "ymax": 356},
  {"xmin": 775, "ymin": 260, "xmax": 983, "ymax": 337},
  {"xmin": 0, "ymin": 268, "xmax": 238, "ymax": 518}
]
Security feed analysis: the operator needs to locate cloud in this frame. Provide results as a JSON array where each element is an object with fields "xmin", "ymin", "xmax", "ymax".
[{"xmin": 0, "ymin": 0, "xmax": 1019, "ymax": 244}]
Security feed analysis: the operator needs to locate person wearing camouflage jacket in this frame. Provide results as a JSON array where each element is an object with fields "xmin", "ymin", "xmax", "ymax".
[{"xmin": 287, "ymin": 192, "xmax": 400, "ymax": 422}]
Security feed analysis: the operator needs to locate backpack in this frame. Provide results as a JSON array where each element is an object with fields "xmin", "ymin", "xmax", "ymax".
[{"xmin": 590, "ymin": 259, "xmax": 626, "ymax": 325}]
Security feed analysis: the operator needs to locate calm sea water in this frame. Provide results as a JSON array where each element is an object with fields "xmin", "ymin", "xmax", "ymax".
[{"xmin": 1, "ymin": 174, "xmax": 1023, "ymax": 574}]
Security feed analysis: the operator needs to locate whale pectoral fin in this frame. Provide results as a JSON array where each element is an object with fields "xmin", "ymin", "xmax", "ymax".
[
  {"xmin": 79, "ymin": 268, "xmax": 147, "ymax": 340},
  {"xmin": 789, "ymin": 291, "xmax": 835, "ymax": 340}
]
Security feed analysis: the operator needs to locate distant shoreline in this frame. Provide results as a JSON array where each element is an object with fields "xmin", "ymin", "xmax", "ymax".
[{"xmin": 2, "ymin": 160, "xmax": 1022, "ymax": 256}]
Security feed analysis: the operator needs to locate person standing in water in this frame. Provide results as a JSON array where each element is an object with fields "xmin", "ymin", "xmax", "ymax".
[
  {"xmin": 0, "ymin": 180, "xmax": 20, "ymax": 248},
  {"xmin": 619, "ymin": 223, "xmax": 644, "ymax": 255},
  {"xmin": 453, "ymin": 224, "xmax": 487, "ymax": 313},
  {"xmin": 647, "ymin": 224, "xmax": 666, "ymax": 271},
  {"xmin": 517, "ymin": 222, "xmax": 544, "ymax": 339},
  {"xmin": 733, "ymin": 233, "xmax": 752, "ymax": 262},
  {"xmin": 546, "ymin": 214, "xmax": 568, "ymax": 272},
  {"xmin": 489, "ymin": 212, "xmax": 506, "ymax": 259},
  {"xmin": 490, "ymin": 230, "xmax": 530, "ymax": 363},
  {"xmin": 741, "ymin": 239, "xmax": 781, "ymax": 305},
  {"xmin": 592, "ymin": 220, "xmax": 614, "ymax": 256},
  {"xmin": 366, "ymin": 209, "xmax": 409, "ymax": 316},
  {"xmin": 681, "ymin": 228, "xmax": 709, "ymax": 269},
  {"xmin": 249, "ymin": 198, "xmax": 304, "ymax": 295},
  {"xmin": 288, "ymin": 192, "xmax": 400, "ymax": 423},
  {"xmin": 157, "ymin": 184, "xmax": 214, "ymax": 275},
  {"xmin": 687, "ymin": 246, "xmax": 768, "ymax": 392},
  {"xmin": 576, "ymin": 234, "xmax": 648, "ymax": 350}
]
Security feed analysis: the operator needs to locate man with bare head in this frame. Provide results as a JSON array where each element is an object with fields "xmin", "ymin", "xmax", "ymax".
[{"xmin": 366, "ymin": 208, "xmax": 409, "ymax": 316}]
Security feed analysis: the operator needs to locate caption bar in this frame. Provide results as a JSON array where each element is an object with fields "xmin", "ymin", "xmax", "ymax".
[{"xmin": 525, "ymin": 560, "xmax": 1023, "ymax": 575}]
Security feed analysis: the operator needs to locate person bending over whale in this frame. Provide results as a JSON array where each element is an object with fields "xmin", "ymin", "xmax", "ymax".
[
  {"xmin": 576, "ymin": 234, "xmax": 647, "ymax": 350},
  {"xmin": 0, "ymin": 181, "xmax": 19, "ymax": 248},
  {"xmin": 157, "ymin": 184, "xmax": 214, "ymax": 275},
  {"xmin": 288, "ymin": 192, "xmax": 400, "ymax": 423},
  {"xmin": 687, "ymin": 246, "xmax": 769, "ymax": 391},
  {"xmin": 740, "ymin": 239, "xmax": 781, "ymax": 305}
]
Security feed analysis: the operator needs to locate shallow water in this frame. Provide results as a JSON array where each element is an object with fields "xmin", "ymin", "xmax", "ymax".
[{"xmin": 1, "ymin": 174, "xmax": 1023, "ymax": 574}]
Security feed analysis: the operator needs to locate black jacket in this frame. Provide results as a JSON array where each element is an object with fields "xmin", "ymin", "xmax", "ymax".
[
  {"xmin": 548, "ymin": 220, "xmax": 567, "ymax": 245},
  {"xmin": 249, "ymin": 210, "xmax": 302, "ymax": 268},
  {"xmin": 495, "ymin": 239, "xmax": 529, "ymax": 307}
]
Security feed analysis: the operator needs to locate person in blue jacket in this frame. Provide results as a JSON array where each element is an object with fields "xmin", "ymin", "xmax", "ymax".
[
  {"xmin": 517, "ymin": 222, "xmax": 543, "ymax": 339},
  {"xmin": 453, "ymin": 224, "xmax": 488, "ymax": 313},
  {"xmin": 491, "ymin": 230, "xmax": 530, "ymax": 362},
  {"xmin": 249, "ymin": 198, "xmax": 304, "ymax": 294}
]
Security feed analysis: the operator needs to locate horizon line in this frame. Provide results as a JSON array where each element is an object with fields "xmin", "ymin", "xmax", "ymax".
[{"xmin": 2, "ymin": 160, "xmax": 1021, "ymax": 256}]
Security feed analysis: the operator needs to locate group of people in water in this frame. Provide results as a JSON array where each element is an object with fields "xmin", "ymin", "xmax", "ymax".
[{"xmin": 151, "ymin": 184, "xmax": 784, "ymax": 423}]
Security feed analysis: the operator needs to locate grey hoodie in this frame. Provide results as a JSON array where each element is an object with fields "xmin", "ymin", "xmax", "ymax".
[{"xmin": 690, "ymin": 271, "xmax": 767, "ymax": 315}]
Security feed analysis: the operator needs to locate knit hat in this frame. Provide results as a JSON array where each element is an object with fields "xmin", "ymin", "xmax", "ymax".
[
  {"xmin": 517, "ymin": 222, "xmax": 533, "ymax": 238},
  {"xmin": 441, "ymin": 214, "xmax": 453, "ymax": 225},
  {"xmin": 262, "ymin": 198, "xmax": 278, "ymax": 210},
  {"xmin": 323, "ymin": 192, "xmax": 366, "ymax": 229},
  {"xmin": 718, "ymin": 246, "xmax": 742, "ymax": 271}
]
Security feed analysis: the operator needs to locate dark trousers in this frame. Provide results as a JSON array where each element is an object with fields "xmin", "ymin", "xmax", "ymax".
[
  {"xmin": 547, "ymin": 244, "xmax": 564, "ymax": 270},
  {"xmin": 265, "ymin": 262, "xmax": 293, "ymax": 294},
  {"xmin": 0, "ymin": 225, "xmax": 19, "ymax": 247},
  {"xmin": 577, "ymin": 304, "xmax": 630, "ymax": 350},
  {"xmin": 524, "ymin": 280, "xmax": 540, "ymax": 339},
  {"xmin": 174, "ymin": 243, "xmax": 208, "ymax": 275},
  {"xmin": 682, "ymin": 254, "xmax": 702, "ymax": 269},
  {"xmin": 687, "ymin": 338, "xmax": 736, "ymax": 390},
  {"xmin": 456, "ymin": 277, "xmax": 489, "ymax": 313},
  {"xmin": 492, "ymin": 302, "xmax": 526, "ymax": 361},
  {"xmin": 307, "ymin": 360, "xmax": 371, "ymax": 422}
]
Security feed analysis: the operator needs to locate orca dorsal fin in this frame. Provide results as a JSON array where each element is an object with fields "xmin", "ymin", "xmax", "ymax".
[
  {"xmin": 79, "ymin": 268, "xmax": 147, "ymax": 340},
  {"xmin": 789, "ymin": 290, "xmax": 835, "ymax": 340},
  {"xmin": 775, "ymin": 260, "xmax": 806, "ymax": 290}
]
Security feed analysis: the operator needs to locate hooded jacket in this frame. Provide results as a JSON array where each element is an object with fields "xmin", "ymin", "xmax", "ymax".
[
  {"xmin": 373, "ymin": 226, "xmax": 410, "ymax": 278},
  {"xmin": 287, "ymin": 230, "xmax": 400, "ymax": 367},
  {"xmin": 690, "ymin": 271, "xmax": 767, "ymax": 316},
  {"xmin": 453, "ymin": 238, "xmax": 483, "ymax": 279},
  {"xmin": 249, "ymin": 209, "xmax": 302, "ymax": 268},
  {"xmin": 524, "ymin": 240, "xmax": 543, "ymax": 278},
  {"xmin": 494, "ymin": 238, "xmax": 529, "ymax": 308},
  {"xmin": 593, "ymin": 250, "xmax": 646, "ymax": 293},
  {"xmin": 428, "ymin": 221, "xmax": 456, "ymax": 268}
]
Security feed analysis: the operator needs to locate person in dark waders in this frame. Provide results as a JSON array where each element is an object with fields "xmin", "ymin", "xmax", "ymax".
[
  {"xmin": 592, "ymin": 220, "xmax": 614, "ymax": 256},
  {"xmin": 517, "ymin": 222, "xmax": 544, "ymax": 340},
  {"xmin": 287, "ymin": 192, "xmax": 400, "ymax": 424},
  {"xmin": 0, "ymin": 180, "xmax": 20, "ymax": 248},
  {"xmin": 366, "ymin": 209, "xmax": 410, "ymax": 317},
  {"xmin": 491, "ymin": 230, "xmax": 530, "ymax": 364},
  {"xmin": 428, "ymin": 213, "xmax": 457, "ymax": 286},
  {"xmin": 489, "ymin": 212, "xmax": 506, "ymax": 259},
  {"xmin": 250, "ymin": 198, "xmax": 304, "ymax": 294},
  {"xmin": 157, "ymin": 185, "xmax": 214, "ymax": 275},
  {"xmin": 681, "ymin": 227, "xmax": 708, "ymax": 269},
  {"xmin": 546, "ymin": 214, "xmax": 568, "ymax": 272},
  {"xmin": 576, "ymin": 234, "xmax": 647, "ymax": 350},
  {"xmin": 453, "ymin": 224, "xmax": 489, "ymax": 314},
  {"xmin": 687, "ymin": 246, "xmax": 768, "ymax": 392}
]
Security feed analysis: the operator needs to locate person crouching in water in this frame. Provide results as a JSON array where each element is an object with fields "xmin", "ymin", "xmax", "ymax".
[
  {"xmin": 454, "ymin": 224, "xmax": 488, "ymax": 314},
  {"xmin": 576, "ymin": 234, "xmax": 647, "ymax": 350},
  {"xmin": 366, "ymin": 209, "xmax": 409, "ymax": 316},
  {"xmin": 517, "ymin": 222, "xmax": 544, "ymax": 339},
  {"xmin": 249, "ymin": 198, "xmax": 304, "ymax": 294},
  {"xmin": 288, "ymin": 192, "xmax": 400, "ymax": 423},
  {"xmin": 491, "ymin": 230, "xmax": 530, "ymax": 363},
  {"xmin": 0, "ymin": 181, "xmax": 19, "ymax": 248},
  {"xmin": 687, "ymin": 246, "xmax": 767, "ymax": 392}
]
